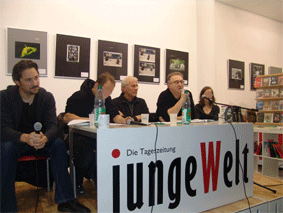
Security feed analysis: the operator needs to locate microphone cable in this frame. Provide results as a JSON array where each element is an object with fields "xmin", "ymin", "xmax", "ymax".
[
  {"xmin": 33, "ymin": 122, "xmax": 42, "ymax": 213},
  {"xmin": 149, "ymin": 120, "xmax": 252, "ymax": 213},
  {"xmin": 35, "ymin": 150, "xmax": 39, "ymax": 213},
  {"xmin": 150, "ymin": 123, "xmax": 159, "ymax": 213},
  {"xmin": 227, "ymin": 121, "xmax": 252, "ymax": 213}
]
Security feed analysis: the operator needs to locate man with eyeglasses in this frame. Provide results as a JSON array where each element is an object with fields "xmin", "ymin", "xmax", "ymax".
[
  {"xmin": 155, "ymin": 72, "xmax": 195, "ymax": 122},
  {"xmin": 112, "ymin": 76, "xmax": 149, "ymax": 122}
]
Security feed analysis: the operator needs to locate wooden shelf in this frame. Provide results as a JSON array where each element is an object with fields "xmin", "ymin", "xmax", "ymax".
[
  {"xmin": 255, "ymin": 122, "xmax": 283, "ymax": 126},
  {"xmin": 257, "ymin": 110, "xmax": 283, "ymax": 113},
  {"xmin": 255, "ymin": 85, "xmax": 283, "ymax": 89},
  {"xmin": 255, "ymin": 73, "xmax": 283, "ymax": 124},
  {"xmin": 257, "ymin": 73, "xmax": 283, "ymax": 78},
  {"xmin": 256, "ymin": 97, "xmax": 283, "ymax": 101}
]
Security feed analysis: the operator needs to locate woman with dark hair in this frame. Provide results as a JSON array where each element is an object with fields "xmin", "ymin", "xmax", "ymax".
[{"xmin": 195, "ymin": 86, "xmax": 220, "ymax": 120}]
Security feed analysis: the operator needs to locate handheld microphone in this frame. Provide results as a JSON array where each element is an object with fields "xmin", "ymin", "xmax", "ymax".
[
  {"xmin": 202, "ymin": 95, "xmax": 213, "ymax": 103},
  {"xmin": 34, "ymin": 122, "xmax": 42, "ymax": 134},
  {"xmin": 126, "ymin": 119, "xmax": 148, "ymax": 126}
]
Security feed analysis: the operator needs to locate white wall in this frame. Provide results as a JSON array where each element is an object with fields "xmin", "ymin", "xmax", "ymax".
[
  {"xmin": 215, "ymin": 2, "xmax": 283, "ymax": 108},
  {"xmin": 0, "ymin": 0, "xmax": 282, "ymax": 114}
]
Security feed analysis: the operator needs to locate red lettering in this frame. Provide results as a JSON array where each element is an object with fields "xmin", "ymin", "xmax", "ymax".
[{"xmin": 200, "ymin": 141, "xmax": 221, "ymax": 193}]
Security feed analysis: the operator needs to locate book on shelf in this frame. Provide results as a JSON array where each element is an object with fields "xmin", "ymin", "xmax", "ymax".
[
  {"xmin": 279, "ymin": 100, "xmax": 283, "ymax": 110},
  {"xmin": 254, "ymin": 77, "xmax": 262, "ymax": 87},
  {"xmin": 273, "ymin": 113, "xmax": 281, "ymax": 123},
  {"xmin": 262, "ymin": 77, "xmax": 270, "ymax": 86},
  {"xmin": 271, "ymin": 100, "xmax": 280, "ymax": 110},
  {"xmin": 270, "ymin": 76, "xmax": 278, "ymax": 85},
  {"xmin": 256, "ymin": 89, "xmax": 264, "ymax": 98},
  {"xmin": 280, "ymin": 88, "xmax": 283, "ymax": 97},
  {"xmin": 269, "ymin": 142, "xmax": 280, "ymax": 158},
  {"xmin": 263, "ymin": 89, "xmax": 271, "ymax": 98},
  {"xmin": 254, "ymin": 140, "xmax": 258, "ymax": 153},
  {"xmin": 255, "ymin": 142, "xmax": 262, "ymax": 155},
  {"xmin": 256, "ymin": 101, "xmax": 263, "ymax": 110},
  {"xmin": 273, "ymin": 144, "xmax": 283, "ymax": 158},
  {"xmin": 264, "ymin": 113, "xmax": 272, "ymax": 123},
  {"xmin": 271, "ymin": 88, "xmax": 279, "ymax": 97},
  {"xmin": 263, "ymin": 140, "xmax": 272, "ymax": 156},
  {"xmin": 257, "ymin": 113, "xmax": 264, "ymax": 122},
  {"xmin": 278, "ymin": 75, "xmax": 283, "ymax": 86},
  {"xmin": 263, "ymin": 101, "xmax": 271, "ymax": 110},
  {"xmin": 263, "ymin": 140, "xmax": 281, "ymax": 158},
  {"xmin": 281, "ymin": 113, "xmax": 283, "ymax": 123}
]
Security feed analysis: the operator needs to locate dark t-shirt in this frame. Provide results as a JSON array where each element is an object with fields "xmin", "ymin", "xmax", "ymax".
[
  {"xmin": 18, "ymin": 95, "xmax": 38, "ymax": 134},
  {"xmin": 112, "ymin": 93, "xmax": 149, "ymax": 120},
  {"xmin": 155, "ymin": 88, "xmax": 195, "ymax": 122},
  {"xmin": 195, "ymin": 104, "xmax": 220, "ymax": 120}
]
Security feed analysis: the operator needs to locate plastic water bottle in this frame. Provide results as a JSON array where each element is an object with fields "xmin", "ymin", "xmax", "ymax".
[
  {"xmin": 93, "ymin": 85, "xmax": 105, "ymax": 126},
  {"xmin": 182, "ymin": 90, "xmax": 191, "ymax": 125}
]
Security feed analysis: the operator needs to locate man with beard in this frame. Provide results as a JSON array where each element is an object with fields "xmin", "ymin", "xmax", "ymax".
[{"xmin": 1, "ymin": 60, "xmax": 90, "ymax": 212}]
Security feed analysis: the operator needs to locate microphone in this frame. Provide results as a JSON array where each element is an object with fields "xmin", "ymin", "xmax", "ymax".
[
  {"xmin": 202, "ymin": 95, "xmax": 213, "ymax": 103},
  {"xmin": 126, "ymin": 119, "xmax": 148, "ymax": 126},
  {"xmin": 34, "ymin": 122, "xmax": 42, "ymax": 134}
]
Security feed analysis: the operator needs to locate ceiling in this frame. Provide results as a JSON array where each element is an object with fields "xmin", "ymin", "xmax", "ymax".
[{"xmin": 216, "ymin": 0, "xmax": 283, "ymax": 23}]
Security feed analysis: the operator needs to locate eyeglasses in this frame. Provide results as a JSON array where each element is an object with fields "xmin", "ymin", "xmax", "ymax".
[{"xmin": 171, "ymin": 80, "xmax": 184, "ymax": 85}]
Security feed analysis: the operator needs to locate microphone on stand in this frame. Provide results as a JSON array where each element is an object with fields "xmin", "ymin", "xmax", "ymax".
[
  {"xmin": 126, "ymin": 119, "xmax": 148, "ymax": 126},
  {"xmin": 34, "ymin": 122, "xmax": 42, "ymax": 134},
  {"xmin": 201, "ymin": 95, "xmax": 213, "ymax": 103}
]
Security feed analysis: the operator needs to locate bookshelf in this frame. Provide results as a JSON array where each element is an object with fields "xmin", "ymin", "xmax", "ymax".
[
  {"xmin": 254, "ymin": 73, "xmax": 283, "ymax": 126},
  {"xmin": 254, "ymin": 127, "xmax": 283, "ymax": 179}
]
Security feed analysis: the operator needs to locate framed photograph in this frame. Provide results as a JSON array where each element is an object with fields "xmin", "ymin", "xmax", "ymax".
[
  {"xmin": 166, "ymin": 49, "xmax": 189, "ymax": 85},
  {"xmin": 66, "ymin": 45, "xmax": 80, "ymax": 63},
  {"xmin": 7, "ymin": 28, "xmax": 47, "ymax": 76},
  {"xmin": 134, "ymin": 45, "xmax": 160, "ymax": 83},
  {"xmin": 250, "ymin": 63, "xmax": 265, "ymax": 90},
  {"xmin": 228, "ymin": 59, "xmax": 245, "ymax": 90},
  {"xmin": 98, "ymin": 40, "xmax": 128, "ymax": 80},
  {"xmin": 55, "ymin": 34, "xmax": 90, "ymax": 78}
]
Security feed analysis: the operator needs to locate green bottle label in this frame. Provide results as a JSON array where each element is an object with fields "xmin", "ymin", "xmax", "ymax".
[
  {"xmin": 95, "ymin": 107, "xmax": 106, "ymax": 124},
  {"xmin": 182, "ymin": 108, "xmax": 191, "ymax": 125}
]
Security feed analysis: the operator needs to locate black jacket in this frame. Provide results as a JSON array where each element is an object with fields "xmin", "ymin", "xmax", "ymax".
[
  {"xmin": 112, "ymin": 93, "xmax": 149, "ymax": 120},
  {"xmin": 1, "ymin": 85, "xmax": 58, "ymax": 143}
]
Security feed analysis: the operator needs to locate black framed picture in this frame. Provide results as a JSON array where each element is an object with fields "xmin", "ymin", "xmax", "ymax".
[
  {"xmin": 55, "ymin": 34, "xmax": 90, "ymax": 78},
  {"xmin": 7, "ymin": 28, "xmax": 47, "ymax": 76},
  {"xmin": 98, "ymin": 40, "xmax": 128, "ymax": 80},
  {"xmin": 250, "ymin": 63, "xmax": 265, "ymax": 90},
  {"xmin": 228, "ymin": 59, "xmax": 245, "ymax": 90},
  {"xmin": 166, "ymin": 49, "xmax": 189, "ymax": 85},
  {"xmin": 134, "ymin": 45, "xmax": 160, "ymax": 83}
]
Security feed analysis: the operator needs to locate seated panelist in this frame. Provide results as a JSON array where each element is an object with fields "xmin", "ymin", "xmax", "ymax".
[
  {"xmin": 195, "ymin": 86, "xmax": 220, "ymax": 120},
  {"xmin": 63, "ymin": 73, "xmax": 128, "ymax": 195},
  {"xmin": 1, "ymin": 60, "xmax": 90, "ymax": 212},
  {"xmin": 155, "ymin": 72, "xmax": 195, "ymax": 122},
  {"xmin": 112, "ymin": 76, "xmax": 149, "ymax": 122}
]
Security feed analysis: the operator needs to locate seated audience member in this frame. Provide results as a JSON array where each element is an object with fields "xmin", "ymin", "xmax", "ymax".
[
  {"xmin": 195, "ymin": 86, "xmax": 220, "ymax": 120},
  {"xmin": 155, "ymin": 72, "xmax": 195, "ymax": 122},
  {"xmin": 112, "ymin": 76, "xmax": 149, "ymax": 122},
  {"xmin": 1, "ymin": 60, "xmax": 90, "ymax": 212},
  {"xmin": 64, "ymin": 73, "xmax": 127, "ymax": 195}
]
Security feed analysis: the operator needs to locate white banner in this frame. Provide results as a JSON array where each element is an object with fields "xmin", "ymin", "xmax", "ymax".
[{"xmin": 97, "ymin": 122, "xmax": 254, "ymax": 212}]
